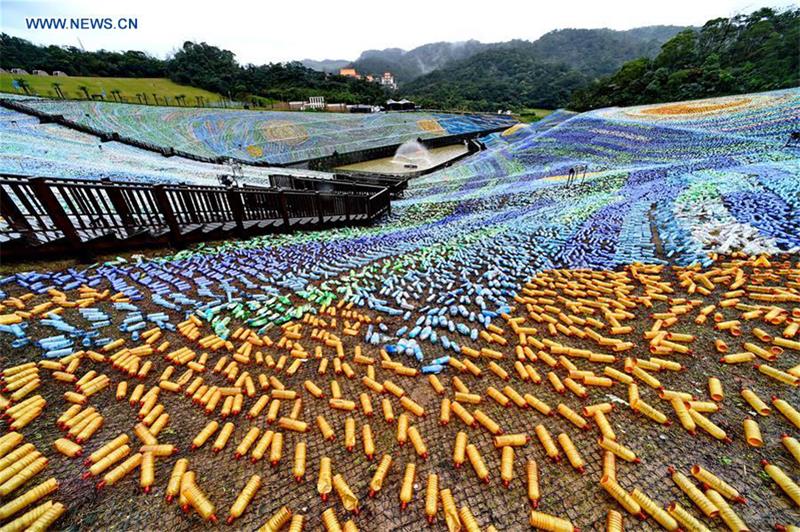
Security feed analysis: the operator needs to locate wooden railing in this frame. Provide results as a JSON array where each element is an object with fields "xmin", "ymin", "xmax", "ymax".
[
  {"xmin": 269, "ymin": 174, "xmax": 384, "ymax": 195},
  {"xmin": 0, "ymin": 174, "xmax": 390, "ymax": 261}
]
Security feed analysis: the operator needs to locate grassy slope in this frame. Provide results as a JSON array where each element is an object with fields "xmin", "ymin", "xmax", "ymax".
[
  {"xmin": 516, "ymin": 108, "xmax": 554, "ymax": 123},
  {"xmin": 0, "ymin": 74, "xmax": 221, "ymax": 104}
]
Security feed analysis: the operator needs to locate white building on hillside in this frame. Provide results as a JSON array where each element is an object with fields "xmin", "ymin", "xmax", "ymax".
[{"xmin": 381, "ymin": 72, "xmax": 397, "ymax": 90}]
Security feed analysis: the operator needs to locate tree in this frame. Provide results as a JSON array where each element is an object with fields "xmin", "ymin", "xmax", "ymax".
[
  {"xmin": 51, "ymin": 82, "xmax": 64, "ymax": 99},
  {"xmin": 1, "ymin": 34, "xmax": 165, "ymax": 76},
  {"xmin": 167, "ymin": 41, "xmax": 241, "ymax": 96},
  {"xmin": 570, "ymin": 7, "xmax": 799, "ymax": 110},
  {"xmin": 15, "ymin": 78, "xmax": 31, "ymax": 95},
  {"xmin": 401, "ymin": 44, "xmax": 591, "ymax": 111},
  {"xmin": 0, "ymin": 34, "xmax": 391, "ymax": 107}
]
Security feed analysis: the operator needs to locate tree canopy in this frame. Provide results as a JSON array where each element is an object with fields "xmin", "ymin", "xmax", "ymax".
[
  {"xmin": 399, "ymin": 27, "xmax": 684, "ymax": 111},
  {"xmin": 401, "ymin": 43, "xmax": 591, "ymax": 111},
  {"xmin": 0, "ymin": 34, "xmax": 165, "ymax": 77},
  {"xmin": 569, "ymin": 8, "xmax": 800, "ymax": 111},
  {"xmin": 0, "ymin": 35, "xmax": 388, "ymax": 105}
]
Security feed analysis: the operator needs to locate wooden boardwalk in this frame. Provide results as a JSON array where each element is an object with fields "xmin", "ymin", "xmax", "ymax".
[{"xmin": 0, "ymin": 173, "xmax": 391, "ymax": 261}]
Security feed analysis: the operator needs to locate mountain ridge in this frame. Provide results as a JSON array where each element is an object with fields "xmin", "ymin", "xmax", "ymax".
[
  {"xmin": 301, "ymin": 26, "xmax": 686, "ymax": 85},
  {"xmin": 299, "ymin": 58, "xmax": 350, "ymax": 73}
]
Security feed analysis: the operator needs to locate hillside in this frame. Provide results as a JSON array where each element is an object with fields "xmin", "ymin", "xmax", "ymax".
[
  {"xmin": 0, "ymin": 73, "xmax": 221, "ymax": 105},
  {"xmin": 401, "ymin": 43, "xmax": 590, "ymax": 111},
  {"xmin": 351, "ymin": 40, "xmax": 488, "ymax": 83},
  {"xmin": 8, "ymin": 97, "xmax": 514, "ymax": 165},
  {"xmin": 343, "ymin": 26, "xmax": 683, "ymax": 86},
  {"xmin": 0, "ymin": 36, "xmax": 388, "ymax": 105},
  {"xmin": 400, "ymin": 8, "xmax": 797, "ymax": 113},
  {"xmin": 570, "ymin": 7, "xmax": 800, "ymax": 110},
  {"xmin": 398, "ymin": 27, "xmax": 687, "ymax": 111},
  {"xmin": 299, "ymin": 58, "xmax": 350, "ymax": 73},
  {"xmin": 0, "ymin": 33, "xmax": 164, "ymax": 77},
  {"xmin": 2, "ymin": 26, "xmax": 684, "ymax": 109},
  {"xmin": 524, "ymin": 26, "xmax": 685, "ymax": 77}
]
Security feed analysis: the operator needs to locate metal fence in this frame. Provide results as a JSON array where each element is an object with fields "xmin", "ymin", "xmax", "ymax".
[{"xmin": 0, "ymin": 174, "xmax": 391, "ymax": 261}]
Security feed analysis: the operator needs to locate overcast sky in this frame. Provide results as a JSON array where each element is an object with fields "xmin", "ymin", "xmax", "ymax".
[{"xmin": 1, "ymin": 0, "xmax": 795, "ymax": 64}]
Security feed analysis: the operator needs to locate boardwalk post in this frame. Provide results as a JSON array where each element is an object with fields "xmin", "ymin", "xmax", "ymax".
[
  {"xmin": 315, "ymin": 192, "xmax": 324, "ymax": 225},
  {"xmin": 153, "ymin": 185, "xmax": 182, "ymax": 246},
  {"xmin": 29, "ymin": 177, "xmax": 90, "ymax": 260},
  {"xmin": 278, "ymin": 190, "xmax": 291, "ymax": 232},
  {"xmin": 103, "ymin": 181, "xmax": 134, "ymax": 229},
  {"xmin": 227, "ymin": 188, "xmax": 245, "ymax": 237},
  {"xmin": 183, "ymin": 190, "xmax": 201, "ymax": 223},
  {"xmin": 345, "ymin": 194, "xmax": 351, "ymax": 223},
  {"xmin": 0, "ymin": 186, "xmax": 34, "ymax": 233}
]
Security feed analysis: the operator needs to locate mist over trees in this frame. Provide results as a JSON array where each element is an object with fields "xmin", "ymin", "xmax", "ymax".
[{"xmin": 400, "ymin": 27, "xmax": 686, "ymax": 111}]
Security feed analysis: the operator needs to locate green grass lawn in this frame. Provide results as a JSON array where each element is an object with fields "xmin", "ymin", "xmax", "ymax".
[
  {"xmin": 0, "ymin": 74, "xmax": 222, "ymax": 106},
  {"xmin": 516, "ymin": 108, "xmax": 554, "ymax": 123}
]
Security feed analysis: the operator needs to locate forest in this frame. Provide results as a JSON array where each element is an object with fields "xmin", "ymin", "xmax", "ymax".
[
  {"xmin": 0, "ymin": 36, "xmax": 388, "ymax": 105},
  {"xmin": 569, "ymin": 8, "xmax": 799, "ymax": 110}
]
